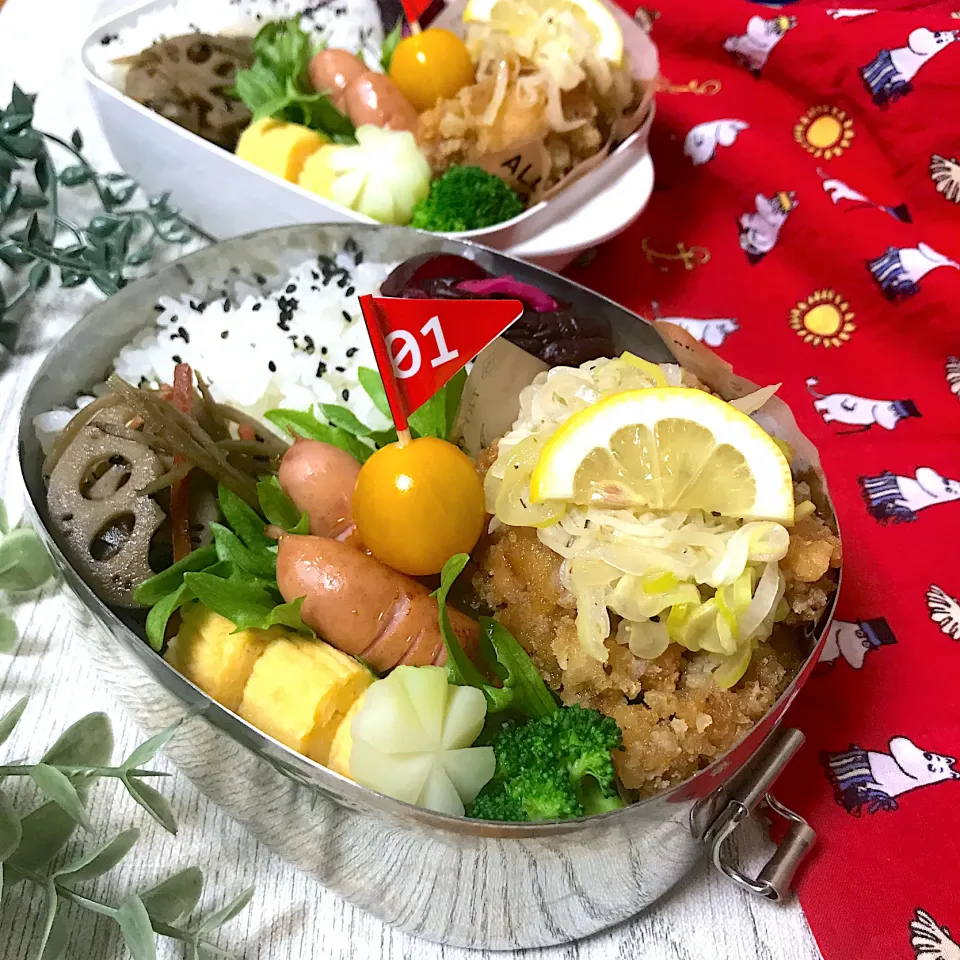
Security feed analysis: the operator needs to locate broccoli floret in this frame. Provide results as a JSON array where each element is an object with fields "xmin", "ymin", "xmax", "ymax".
[
  {"xmin": 468, "ymin": 706, "xmax": 625, "ymax": 823},
  {"xmin": 411, "ymin": 166, "xmax": 525, "ymax": 233}
]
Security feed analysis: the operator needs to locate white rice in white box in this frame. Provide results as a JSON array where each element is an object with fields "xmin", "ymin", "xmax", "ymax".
[{"xmin": 35, "ymin": 252, "xmax": 396, "ymax": 451}]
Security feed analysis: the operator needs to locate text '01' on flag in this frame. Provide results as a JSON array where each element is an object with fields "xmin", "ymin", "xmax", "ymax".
[{"xmin": 358, "ymin": 295, "xmax": 524, "ymax": 434}]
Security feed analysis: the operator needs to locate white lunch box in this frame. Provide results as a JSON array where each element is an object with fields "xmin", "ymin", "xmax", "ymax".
[{"xmin": 81, "ymin": 0, "xmax": 657, "ymax": 270}]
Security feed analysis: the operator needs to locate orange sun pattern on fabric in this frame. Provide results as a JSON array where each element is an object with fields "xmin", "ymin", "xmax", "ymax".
[
  {"xmin": 568, "ymin": 2, "xmax": 960, "ymax": 957},
  {"xmin": 794, "ymin": 106, "xmax": 856, "ymax": 160},
  {"xmin": 790, "ymin": 289, "xmax": 857, "ymax": 347}
]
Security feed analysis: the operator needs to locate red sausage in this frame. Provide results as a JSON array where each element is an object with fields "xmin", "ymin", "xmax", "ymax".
[
  {"xmin": 308, "ymin": 49, "xmax": 366, "ymax": 111},
  {"xmin": 344, "ymin": 73, "xmax": 419, "ymax": 133},
  {"xmin": 278, "ymin": 439, "xmax": 361, "ymax": 540},
  {"xmin": 276, "ymin": 535, "xmax": 480, "ymax": 673}
]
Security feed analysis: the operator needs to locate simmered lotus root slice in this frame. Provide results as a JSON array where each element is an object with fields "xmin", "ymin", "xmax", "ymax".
[
  {"xmin": 47, "ymin": 424, "xmax": 166, "ymax": 607},
  {"xmin": 123, "ymin": 34, "xmax": 254, "ymax": 150}
]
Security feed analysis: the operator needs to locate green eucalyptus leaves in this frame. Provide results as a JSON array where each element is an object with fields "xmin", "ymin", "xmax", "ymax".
[
  {"xmin": 0, "ymin": 84, "xmax": 203, "ymax": 349},
  {"xmin": 0, "ymin": 701, "xmax": 253, "ymax": 960}
]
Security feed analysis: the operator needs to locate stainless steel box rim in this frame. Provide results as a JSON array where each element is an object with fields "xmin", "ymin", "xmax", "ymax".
[{"xmin": 18, "ymin": 223, "xmax": 839, "ymax": 949}]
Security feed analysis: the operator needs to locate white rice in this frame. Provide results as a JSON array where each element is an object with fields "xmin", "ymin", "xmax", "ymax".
[
  {"xmin": 88, "ymin": 0, "xmax": 385, "ymax": 89},
  {"xmin": 35, "ymin": 252, "xmax": 395, "ymax": 454}
]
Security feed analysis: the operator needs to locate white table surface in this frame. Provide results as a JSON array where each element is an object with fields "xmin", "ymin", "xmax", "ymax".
[{"xmin": 0, "ymin": 2, "xmax": 823, "ymax": 957}]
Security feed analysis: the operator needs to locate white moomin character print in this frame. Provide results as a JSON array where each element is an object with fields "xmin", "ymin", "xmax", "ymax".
[
  {"xmin": 817, "ymin": 617, "xmax": 897, "ymax": 671},
  {"xmin": 651, "ymin": 303, "xmax": 739, "ymax": 347},
  {"xmin": 911, "ymin": 909, "xmax": 960, "ymax": 960},
  {"xmin": 683, "ymin": 120, "xmax": 749, "ymax": 166},
  {"xmin": 724, "ymin": 15, "xmax": 796, "ymax": 76},
  {"xmin": 926, "ymin": 585, "xmax": 960, "ymax": 641},
  {"xmin": 867, "ymin": 243, "xmax": 959, "ymax": 301},
  {"xmin": 823, "ymin": 736, "xmax": 959, "ymax": 815},
  {"xmin": 806, "ymin": 377, "xmax": 921, "ymax": 432},
  {"xmin": 860, "ymin": 28, "xmax": 958, "ymax": 108},
  {"xmin": 817, "ymin": 168, "xmax": 911, "ymax": 222},
  {"xmin": 859, "ymin": 466, "xmax": 960, "ymax": 524},
  {"xmin": 738, "ymin": 192, "xmax": 797, "ymax": 264}
]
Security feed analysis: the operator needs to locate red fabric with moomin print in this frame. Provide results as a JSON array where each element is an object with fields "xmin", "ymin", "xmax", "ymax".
[{"xmin": 567, "ymin": 1, "xmax": 960, "ymax": 956}]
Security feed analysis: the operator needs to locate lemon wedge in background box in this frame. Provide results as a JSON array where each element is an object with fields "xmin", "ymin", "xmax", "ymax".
[
  {"xmin": 463, "ymin": 0, "xmax": 624, "ymax": 67},
  {"xmin": 235, "ymin": 118, "xmax": 329, "ymax": 183},
  {"xmin": 529, "ymin": 388, "xmax": 795, "ymax": 524}
]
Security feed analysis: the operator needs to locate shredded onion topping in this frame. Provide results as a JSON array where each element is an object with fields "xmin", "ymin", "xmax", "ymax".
[{"xmin": 485, "ymin": 357, "xmax": 792, "ymax": 683}]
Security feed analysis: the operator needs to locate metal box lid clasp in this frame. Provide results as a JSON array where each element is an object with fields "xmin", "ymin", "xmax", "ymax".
[{"xmin": 696, "ymin": 728, "xmax": 816, "ymax": 902}]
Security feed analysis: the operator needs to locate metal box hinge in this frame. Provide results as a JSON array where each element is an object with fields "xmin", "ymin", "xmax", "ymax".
[{"xmin": 699, "ymin": 728, "xmax": 816, "ymax": 902}]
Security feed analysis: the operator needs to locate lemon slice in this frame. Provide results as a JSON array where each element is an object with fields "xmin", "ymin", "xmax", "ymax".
[
  {"xmin": 529, "ymin": 388, "xmax": 795, "ymax": 524},
  {"xmin": 463, "ymin": 0, "xmax": 624, "ymax": 65}
]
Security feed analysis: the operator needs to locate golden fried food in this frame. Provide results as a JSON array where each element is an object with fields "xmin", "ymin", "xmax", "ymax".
[
  {"xmin": 417, "ymin": 51, "xmax": 639, "ymax": 193},
  {"xmin": 474, "ymin": 478, "xmax": 839, "ymax": 796}
]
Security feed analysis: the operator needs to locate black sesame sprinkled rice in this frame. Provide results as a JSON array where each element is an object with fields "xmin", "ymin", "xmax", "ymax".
[
  {"xmin": 346, "ymin": 347, "xmax": 358, "ymax": 357},
  {"xmin": 342, "ymin": 388, "xmax": 350, "ymax": 401}
]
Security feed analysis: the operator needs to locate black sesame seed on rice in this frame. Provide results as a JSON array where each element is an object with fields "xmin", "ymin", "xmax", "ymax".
[
  {"xmin": 321, "ymin": 346, "xmax": 328, "ymax": 355},
  {"xmin": 220, "ymin": 331, "xmax": 229, "ymax": 339},
  {"xmin": 268, "ymin": 361, "xmax": 277, "ymax": 372},
  {"xmin": 255, "ymin": 274, "xmax": 267, "ymax": 285},
  {"xmin": 345, "ymin": 286, "xmax": 355, "ymax": 297},
  {"xmin": 342, "ymin": 310, "xmax": 351, "ymax": 323},
  {"xmin": 342, "ymin": 389, "xmax": 350, "ymax": 401},
  {"xmin": 252, "ymin": 303, "xmax": 262, "ymax": 312},
  {"xmin": 304, "ymin": 335, "xmax": 315, "ymax": 354},
  {"xmin": 285, "ymin": 284, "xmax": 296, "ymax": 294},
  {"xmin": 316, "ymin": 362, "xmax": 327, "ymax": 377},
  {"xmin": 177, "ymin": 326, "xmax": 190, "ymax": 343},
  {"xmin": 223, "ymin": 300, "xmax": 231, "ymax": 312},
  {"xmin": 336, "ymin": 365, "xmax": 346, "ymax": 373},
  {"xmin": 153, "ymin": 303, "xmax": 164, "ymax": 312},
  {"xmin": 172, "ymin": 355, "xmax": 182, "ymax": 364},
  {"xmin": 346, "ymin": 347, "xmax": 358, "ymax": 358}
]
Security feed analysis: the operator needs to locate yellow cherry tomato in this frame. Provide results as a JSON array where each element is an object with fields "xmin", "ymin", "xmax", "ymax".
[
  {"xmin": 388, "ymin": 29, "xmax": 476, "ymax": 113},
  {"xmin": 352, "ymin": 437, "xmax": 485, "ymax": 576}
]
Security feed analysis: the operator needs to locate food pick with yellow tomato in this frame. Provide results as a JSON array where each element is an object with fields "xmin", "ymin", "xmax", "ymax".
[{"xmin": 352, "ymin": 436, "xmax": 485, "ymax": 576}]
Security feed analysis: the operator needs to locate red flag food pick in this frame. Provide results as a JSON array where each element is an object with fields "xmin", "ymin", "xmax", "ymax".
[
  {"xmin": 399, "ymin": 0, "xmax": 435, "ymax": 28},
  {"xmin": 358, "ymin": 295, "xmax": 523, "ymax": 433}
]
